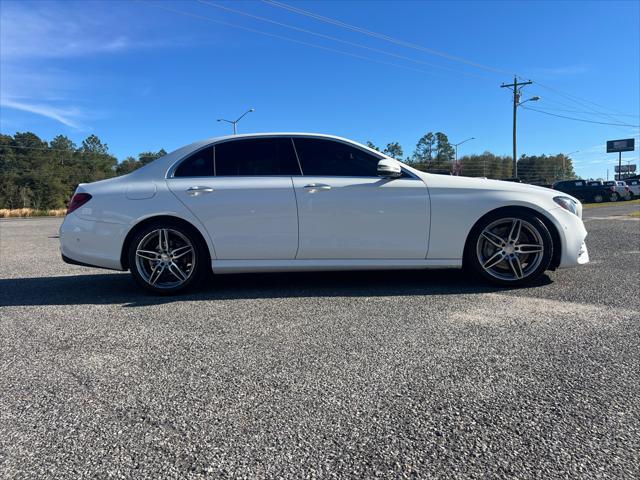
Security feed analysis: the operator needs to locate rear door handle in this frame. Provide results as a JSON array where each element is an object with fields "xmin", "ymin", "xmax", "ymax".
[
  {"xmin": 186, "ymin": 186, "xmax": 214, "ymax": 196},
  {"xmin": 304, "ymin": 183, "xmax": 331, "ymax": 191}
]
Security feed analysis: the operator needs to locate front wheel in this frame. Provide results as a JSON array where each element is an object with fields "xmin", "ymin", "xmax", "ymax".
[
  {"xmin": 610, "ymin": 192, "xmax": 619, "ymax": 202},
  {"xmin": 592, "ymin": 193, "xmax": 604, "ymax": 203},
  {"xmin": 128, "ymin": 221, "xmax": 206, "ymax": 294},
  {"xmin": 467, "ymin": 212, "xmax": 553, "ymax": 286}
]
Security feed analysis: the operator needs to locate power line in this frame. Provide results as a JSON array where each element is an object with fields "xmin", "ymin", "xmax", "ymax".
[
  {"xmin": 262, "ymin": 0, "xmax": 511, "ymax": 76},
  {"xmin": 521, "ymin": 106, "xmax": 640, "ymax": 127},
  {"xmin": 142, "ymin": 1, "xmax": 485, "ymax": 79},
  {"xmin": 265, "ymin": 0, "xmax": 635, "ymax": 118},
  {"xmin": 197, "ymin": 0, "xmax": 489, "ymax": 80},
  {"xmin": 534, "ymin": 80, "xmax": 636, "ymax": 116}
]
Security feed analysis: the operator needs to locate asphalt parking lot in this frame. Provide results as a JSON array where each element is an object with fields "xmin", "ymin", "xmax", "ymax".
[{"xmin": 1, "ymin": 203, "xmax": 639, "ymax": 479}]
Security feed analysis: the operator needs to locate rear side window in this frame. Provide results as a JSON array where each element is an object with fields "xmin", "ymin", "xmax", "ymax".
[
  {"xmin": 293, "ymin": 138, "xmax": 380, "ymax": 176},
  {"xmin": 174, "ymin": 146, "xmax": 214, "ymax": 177},
  {"xmin": 215, "ymin": 138, "xmax": 301, "ymax": 176}
]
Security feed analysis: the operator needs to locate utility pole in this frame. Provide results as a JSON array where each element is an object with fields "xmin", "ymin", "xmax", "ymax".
[{"xmin": 501, "ymin": 77, "xmax": 534, "ymax": 178}]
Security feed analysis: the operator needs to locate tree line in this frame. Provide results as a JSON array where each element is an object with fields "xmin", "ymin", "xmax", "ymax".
[
  {"xmin": 367, "ymin": 131, "xmax": 576, "ymax": 185},
  {"xmin": 0, "ymin": 131, "xmax": 577, "ymax": 209},
  {"xmin": 0, "ymin": 132, "xmax": 164, "ymax": 209}
]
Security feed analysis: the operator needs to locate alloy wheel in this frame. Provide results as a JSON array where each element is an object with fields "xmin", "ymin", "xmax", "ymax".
[
  {"xmin": 134, "ymin": 228, "xmax": 196, "ymax": 289},
  {"xmin": 476, "ymin": 217, "xmax": 545, "ymax": 282}
]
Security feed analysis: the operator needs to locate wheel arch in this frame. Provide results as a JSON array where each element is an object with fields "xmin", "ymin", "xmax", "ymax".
[
  {"xmin": 120, "ymin": 215, "xmax": 211, "ymax": 271},
  {"xmin": 462, "ymin": 205, "xmax": 562, "ymax": 271}
]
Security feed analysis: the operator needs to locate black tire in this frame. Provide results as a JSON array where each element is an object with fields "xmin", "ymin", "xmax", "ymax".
[
  {"xmin": 127, "ymin": 219, "xmax": 208, "ymax": 294},
  {"xmin": 592, "ymin": 193, "xmax": 604, "ymax": 203},
  {"xmin": 466, "ymin": 210, "xmax": 553, "ymax": 287},
  {"xmin": 610, "ymin": 192, "xmax": 619, "ymax": 202}
]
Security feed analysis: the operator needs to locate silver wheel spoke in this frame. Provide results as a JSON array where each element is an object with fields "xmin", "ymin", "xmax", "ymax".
[
  {"xmin": 171, "ymin": 245, "xmax": 193, "ymax": 259},
  {"xmin": 481, "ymin": 230, "xmax": 505, "ymax": 248},
  {"xmin": 483, "ymin": 251, "xmax": 505, "ymax": 269},
  {"xmin": 508, "ymin": 219, "xmax": 522, "ymax": 243},
  {"xmin": 168, "ymin": 262, "xmax": 187, "ymax": 282},
  {"xmin": 508, "ymin": 255, "xmax": 524, "ymax": 279},
  {"xmin": 158, "ymin": 229, "xmax": 170, "ymax": 251},
  {"xmin": 148, "ymin": 264, "xmax": 165, "ymax": 285},
  {"xmin": 136, "ymin": 249, "xmax": 160, "ymax": 261},
  {"xmin": 517, "ymin": 243, "xmax": 543, "ymax": 253}
]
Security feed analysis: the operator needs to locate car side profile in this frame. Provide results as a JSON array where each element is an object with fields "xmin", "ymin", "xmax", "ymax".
[{"xmin": 60, "ymin": 133, "xmax": 589, "ymax": 294}]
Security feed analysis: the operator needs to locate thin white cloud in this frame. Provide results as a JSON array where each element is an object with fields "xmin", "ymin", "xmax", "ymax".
[{"xmin": 1, "ymin": 98, "xmax": 84, "ymax": 129}]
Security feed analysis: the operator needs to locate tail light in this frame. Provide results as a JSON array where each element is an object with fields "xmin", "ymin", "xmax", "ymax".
[
  {"xmin": 67, "ymin": 192, "xmax": 92, "ymax": 214},
  {"xmin": 610, "ymin": 186, "xmax": 616, "ymax": 192}
]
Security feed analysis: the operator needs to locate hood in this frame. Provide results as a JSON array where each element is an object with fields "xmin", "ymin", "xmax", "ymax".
[{"xmin": 407, "ymin": 169, "xmax": 577, "ymax": 202}]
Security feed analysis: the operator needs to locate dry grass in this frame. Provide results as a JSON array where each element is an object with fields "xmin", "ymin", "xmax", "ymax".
[
  {"xmin": 629, "ymin": 210, "xmax": 640, "ymax": 218},
  {"xmin": 0, "ymin": 208, "xmax": 66, "ymax": 218}
]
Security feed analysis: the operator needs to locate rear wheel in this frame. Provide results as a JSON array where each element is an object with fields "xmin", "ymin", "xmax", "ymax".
[
  {"xmin": 128, "ymin": 221, "xmax": 206, "ymax": 294},
  {"xmin": 592, "ymin": 193, "xmax": 604, "ymax": 203},
  {"xmin": 467, "ymin": 212, "xmax": 553, "ymax": 286},
  {"xmin": 610, "ymin": 192, "xmax": 619, "ymax": 202}
]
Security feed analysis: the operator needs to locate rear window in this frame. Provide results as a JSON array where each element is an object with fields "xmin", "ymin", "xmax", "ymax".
[
  {"xmin": 215, "ymin": 137, "xmax": 301, "ymax": 176},
  {"xmin": 174, "ymin": 146, "xmax": 214, "ymax": 177}
]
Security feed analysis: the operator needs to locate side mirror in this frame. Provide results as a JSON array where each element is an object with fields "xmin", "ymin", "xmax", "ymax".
[{"xmin": 377, "ymin": 158, "xmax": 402, "ymax": 178}]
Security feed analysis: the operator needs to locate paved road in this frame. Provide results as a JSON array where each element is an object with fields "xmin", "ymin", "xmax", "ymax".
[{"xmin": 1, "ymin": 204, "xmax": 639, "ymax": 479}]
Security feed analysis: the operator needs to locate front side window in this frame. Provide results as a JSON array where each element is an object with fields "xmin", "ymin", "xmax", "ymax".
[
  {"xmin": 174, "ymin": 146, "xmax": 214, "ymax": 177},
  {"xmin": 293, "ymin": 138, "xmax": 380, "ymax": 176},
  {"xmin": 215, "ymin": 137, "xmax": 301, "ymax": 176}
]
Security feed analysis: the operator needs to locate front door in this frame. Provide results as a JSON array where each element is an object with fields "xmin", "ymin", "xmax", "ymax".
[{"xmin": 291, "ymin": 137, "xmax": 430, "ymax": 259}]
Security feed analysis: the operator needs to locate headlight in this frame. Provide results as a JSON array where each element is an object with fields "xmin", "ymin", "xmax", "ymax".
[{"xmin": 554, "ymin": 196, "xmax": 579, "ymax": 216}]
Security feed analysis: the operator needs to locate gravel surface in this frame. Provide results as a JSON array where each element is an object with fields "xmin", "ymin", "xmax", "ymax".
[{"xmin": 1, "ymin": 203, "xmax": 639, "ymax": 479}]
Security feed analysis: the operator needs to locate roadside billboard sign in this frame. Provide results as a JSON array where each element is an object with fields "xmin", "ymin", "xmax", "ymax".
[
  {"xmin": 606, "ymin": 138, "xmax": 635, "ymax": 153},
  {"xmin": 614, "ymin": 164, "xmax": 637, "ymax": 173}
]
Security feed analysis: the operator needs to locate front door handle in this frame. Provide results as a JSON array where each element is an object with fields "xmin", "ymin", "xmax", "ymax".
[
  {"xmin": 304, "ymin": 183, "xmax": 331, "ymax": 191},
  {"xmin": 186, "ymin": 186, "xmax": 214, "ymax": 196}
]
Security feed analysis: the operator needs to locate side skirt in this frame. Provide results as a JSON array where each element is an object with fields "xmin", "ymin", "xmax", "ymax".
[{"xmin": 211, "ymin": 258, "xmax": 462, "ymax": 274}]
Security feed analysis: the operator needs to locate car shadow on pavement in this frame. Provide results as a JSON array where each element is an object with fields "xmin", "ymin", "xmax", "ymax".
[{"xmin": 0, "ymin": 269, "xmax": 553, "ymax": 308}]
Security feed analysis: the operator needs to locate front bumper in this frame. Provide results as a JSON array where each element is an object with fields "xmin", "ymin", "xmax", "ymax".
[{"xmin": 548, "ymin": 206, "xmax": 589, "ymax": 269}]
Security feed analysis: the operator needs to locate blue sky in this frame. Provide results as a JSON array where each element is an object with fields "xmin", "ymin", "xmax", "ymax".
[{"xmin": 1, "ymin": 0, "xmax": 638, "ymax": 179}]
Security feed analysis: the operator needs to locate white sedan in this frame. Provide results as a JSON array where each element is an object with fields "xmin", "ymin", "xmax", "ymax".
[{"xmin": 60, "ymin": 133, "xmax": 589, "ymax": 294}]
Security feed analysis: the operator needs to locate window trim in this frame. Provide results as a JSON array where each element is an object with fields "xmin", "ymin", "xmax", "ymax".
[{"xmin": 166, "ymin": 135, "xmax": 417, "ymax": 179}]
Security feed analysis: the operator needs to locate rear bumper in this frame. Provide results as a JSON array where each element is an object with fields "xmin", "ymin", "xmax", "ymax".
[{"xmin": 59, "ymin": 214, "xmax": 127, "ymax": 271}]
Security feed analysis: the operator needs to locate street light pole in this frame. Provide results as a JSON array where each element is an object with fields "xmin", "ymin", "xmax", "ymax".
[
  {"xmin": 217, "ymin": 108, "xmax": 255, "ymax": 135},
  {"xmin": 564, "ymin": 150, "xmax": 579, "ymax": 180},
  {"xmin": 452, "ymin": 137, "xmax": 475, "ymax": 175}
]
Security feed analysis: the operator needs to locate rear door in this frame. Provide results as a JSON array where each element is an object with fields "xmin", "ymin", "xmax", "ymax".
[
  {"xmin": 167, "ymin": 137, "xmax": 301, "ymax": 259},
  {"xmin": 291, "ymin": 137, "xmax": 429, "ymax": 259}
]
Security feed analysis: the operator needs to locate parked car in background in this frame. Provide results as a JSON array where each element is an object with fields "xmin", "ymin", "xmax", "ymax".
[
  {"xmin": 603, "ymin": 181, "xmax": 631, "ymax": 201},
  {"xmin": 553, "ymin": 179, "xmax": 612, "ymax": 203},
  {"xmin": 59, "ymin": 133, "xmax": 589, "ymax": 293},
  {"xmin": 624, "ymin": 179, "xmax": 640, "ymax": 198}
]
